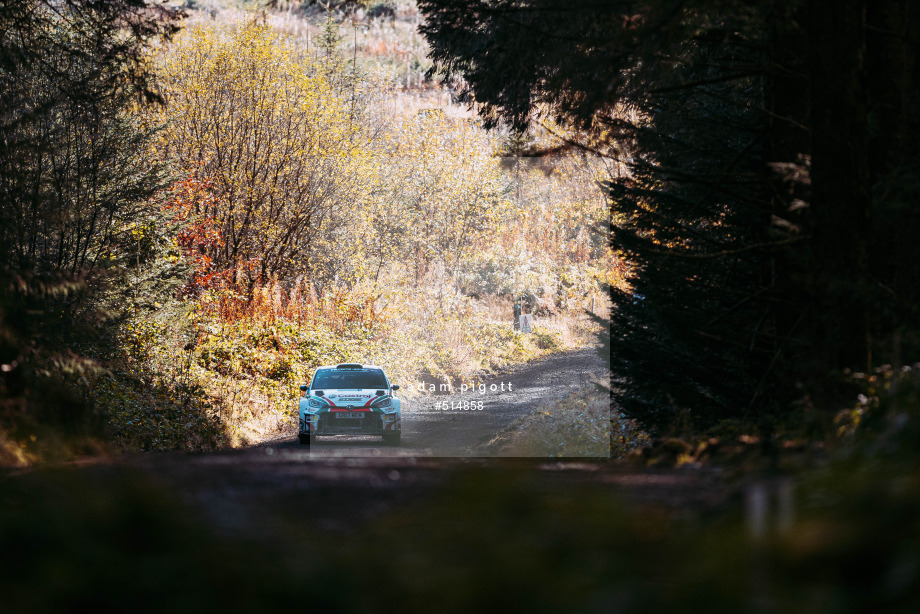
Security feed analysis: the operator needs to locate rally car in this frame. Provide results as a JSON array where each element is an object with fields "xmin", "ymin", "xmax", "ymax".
[{"xmin": 297, "ymin": 363, "xmax": 401, "ymax": 446}]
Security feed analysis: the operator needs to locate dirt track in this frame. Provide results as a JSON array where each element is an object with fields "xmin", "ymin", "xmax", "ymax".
[
  {"xmin": 4, "ymin": 348, "xmax": 733, "ymax": 544},
  {"xmin": 268, "ymin": 346, "xmax": 609, "ymax": 457},
  {"xmin": 118, "ymin": 348, "xmax": 729, "ymax": 535}
]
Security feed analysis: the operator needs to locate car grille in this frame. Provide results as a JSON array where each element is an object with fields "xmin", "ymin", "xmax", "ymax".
[{"xmin": 319, "ymin": 412, "xmax": 382, "ymax": 433}]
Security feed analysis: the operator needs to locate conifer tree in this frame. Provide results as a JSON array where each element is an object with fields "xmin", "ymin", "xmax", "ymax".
[
  {"xmin": 418, "ymin": 0, "xmax": 920, "ymax": 430},
  {"xmin": 0, "ymin": 0, "xmax": 182, "ymax": 446}
]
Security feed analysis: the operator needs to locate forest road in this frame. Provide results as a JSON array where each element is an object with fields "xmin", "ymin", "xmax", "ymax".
[
  {"xmin": 31, "ymin": 347, "xmax": 729, "ymax": 539},
  {"xmin": 269, "ymin": 345, "xmax": 609, "ymax": 458}
]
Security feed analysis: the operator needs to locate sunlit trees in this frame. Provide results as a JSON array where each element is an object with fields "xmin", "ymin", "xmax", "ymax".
[
  {"xmin": 458, "ymin": 151, "xmax": 615, "ymax": 309},
  {"xmin": 156, "ymin": 19, "xmax": 367, "ymax": 284},
  {"xmin": 358, "ymin": 111, "xmax": 510, "ymax": 285}
]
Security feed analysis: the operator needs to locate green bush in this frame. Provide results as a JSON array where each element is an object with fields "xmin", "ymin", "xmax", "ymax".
[
  {"xmin": 96, "ymin": 373, "xmax": 225, "ymax": 452},
  {"xmin": 532, "ymin": 327, "xmax": 561, "ymax": 351}
]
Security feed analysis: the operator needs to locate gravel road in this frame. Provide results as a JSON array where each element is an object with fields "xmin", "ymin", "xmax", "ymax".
[
  {"xmin": 270, "ymin": 346, "xmax": 609, "ymax": 457},
  {"xmin": 4, "ymin": 346, "xmax": 732, "ymax": 554}
]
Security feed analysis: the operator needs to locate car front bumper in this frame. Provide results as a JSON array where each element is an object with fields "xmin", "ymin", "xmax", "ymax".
[{"xmin": 299, "ymin": 410, "xmax": 400, "ymax": 436}]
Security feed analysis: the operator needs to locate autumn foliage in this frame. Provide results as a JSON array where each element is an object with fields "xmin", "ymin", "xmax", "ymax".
[{"xmin": 163, "ymin": 176, "xmax": 226, "ymax": 295}]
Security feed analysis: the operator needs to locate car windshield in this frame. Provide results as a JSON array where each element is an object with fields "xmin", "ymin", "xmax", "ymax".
[{"xmin": 312, "ymin": 369, "xmax": 388, "ymax": 390}]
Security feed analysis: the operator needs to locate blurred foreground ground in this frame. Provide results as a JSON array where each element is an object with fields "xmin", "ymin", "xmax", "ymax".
[{"xmin": 3, "ymin": 447, "xmax": 919, "ymax": 613}]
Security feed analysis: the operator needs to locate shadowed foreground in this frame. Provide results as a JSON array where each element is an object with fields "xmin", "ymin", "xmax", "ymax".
[{"xmin": 2, "ymin": 452, "xmax": 919, "ymax": 613}]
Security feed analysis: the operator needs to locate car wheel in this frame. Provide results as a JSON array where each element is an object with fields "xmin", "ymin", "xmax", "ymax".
[
  {"xmin": 382, "ymin": 432, "xmax": 401, "ymax": 446},
  {"xmin": 298, "ymin": 434, "xmax": 311, "ymax": 446}
]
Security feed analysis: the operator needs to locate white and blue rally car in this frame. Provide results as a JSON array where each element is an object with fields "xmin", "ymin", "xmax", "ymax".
[{"xmin": 298, "ymin": 363, "xmax": 401, "ymax": 446}]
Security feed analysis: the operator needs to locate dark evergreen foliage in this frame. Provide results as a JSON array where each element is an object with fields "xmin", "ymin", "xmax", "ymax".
[
  {"xmin": 0, "ymin": 1, "xmax": 183, "ymax": 449},
  {"xmin": 419, "ymin": 0, "xmax": 920, "ymax": 432},
  {"xmin": 604, "ymin": 9, "xmax": 778, "ymax": 428},
  {"xmin": 0, "ymin": 0, "xmax": 181, "ymax": 274}
]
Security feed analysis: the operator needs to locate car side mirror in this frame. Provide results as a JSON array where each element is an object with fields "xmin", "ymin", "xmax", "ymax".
[
  {"xmin": 391, "ymin": 384, "xmax": 400, "ymax": 391},
  {"xmin": 299, "ymin": 385, "xmax": 308, "ymax": 392}
]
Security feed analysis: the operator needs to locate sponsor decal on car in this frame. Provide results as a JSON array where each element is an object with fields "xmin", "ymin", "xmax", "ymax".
[{"xmin": 298, "ymin": 366, "xmax": 401, "ymax": 445}]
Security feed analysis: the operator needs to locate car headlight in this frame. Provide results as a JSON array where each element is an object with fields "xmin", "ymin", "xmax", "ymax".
[
  {"xmin": 308, "ymin": 397, "xmax": 325, "ymax": 408},
  {"xmin": 373, "ymin": 398, "xmax": 391, "ymax": 409}
]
